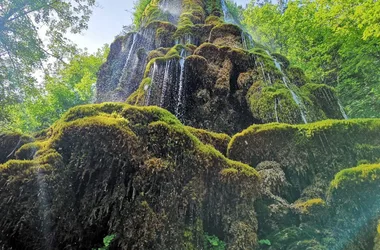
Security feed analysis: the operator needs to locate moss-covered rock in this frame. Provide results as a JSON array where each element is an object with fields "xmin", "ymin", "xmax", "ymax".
[
  {"xmin": 0, "ymin": 132, "xmax": 33, "ymax": 164},
  {"xmin": 186, "ymin": 126, "xmax": 231, "ymax": 155},
  {"xmin": 209, "ymin": 23, "xmax": 243, "ymax": 48},
  {"xmin": 229, "ymin": 119, "xmax": 380, "ymax": 196},
  {"xmin": 0, "ymin": 103, "xmax": 260, "ymax": 250}
]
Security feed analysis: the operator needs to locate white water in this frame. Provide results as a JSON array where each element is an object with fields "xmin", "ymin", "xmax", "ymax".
[
  {"xmin": 242, "ymin": 32, "xmax": 255, "ymax": 50},
  {"xmin": 274, "ymin": 98, "xmax": 279, "ymax": 122},
  {"xmin": 118, "ymin": 33, "xmax": 137, "ymax": 87},
  {"xmin": 175, "ymin": 49, "xmax": 186, "ymax": 117},
  {"xmin": 221, "ymin": 0, "xmax": 236, "ymax": 24},
  {"xmin": 266, "ymin": 51, "xmax": 308, "ymax": 123},
  {"xmin": 158, "ymin": 0, "xmax": 182, "ymax": 23},
  {"xmin": 338, "ymin": 100, "xmax": 349, "ymax": 119},
  {"xmin": 145, "ymin": 62, "xmax": 158, "ymax": 105},
  {"xmin": 160, "ymin": 60, "xmax": 172, "ymax": 107}
]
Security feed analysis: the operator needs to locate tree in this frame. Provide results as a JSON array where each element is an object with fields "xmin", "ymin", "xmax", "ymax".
[
  {"xmin": 243, "ymin": 0, "xmax": 380, "ymax": 118},
  {"xmin": 0, "ymin": 0, "xmax": 96, "ymax": 123},
  {"xmin": 7, "ymin": 45, "xmax": 109, "ymax": 133}
]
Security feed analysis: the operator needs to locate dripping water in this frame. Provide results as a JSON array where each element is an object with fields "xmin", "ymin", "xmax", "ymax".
[
  {"xmin": 118, "ymin": 33, "xmax": 137, "ymax": 87},
  {"xmin": 160, "ymin": 60, "xmax": 172, "ymax": 107},
  {"xmin": 221, "ymin": 0, "xmax": 236, "ymax": 24},
  {"xmin": 274, "ymin": 98, "xmax": 279, "ymax": 122},
  {"xmin": 338, "ymin": 100, "xmax": 349, "ymax": 119},
  {"xmin": 145, "ymin": 62, "xmax": 158, "ymax": 105},
  {"xmin": 242, "ymin": 31, "xmax": 255, "ymax": 50},
  {"xmin": 266, "ymin": 51, "xmax": 308, "ymax": 123},
  {"xmin": 175, "ymin": 49, "xmax": 187, "ymax": 118}
]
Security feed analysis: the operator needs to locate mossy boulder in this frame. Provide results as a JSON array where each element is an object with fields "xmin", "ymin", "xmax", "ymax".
[
  {"xmin": 0, "ymin": 132, "xmax": 33, "ymax": 164},
  {"xmin": 0, "ymin": 103, "xmax": 260, "ymax": 250},
  {"xmin": 209, "ymin": 23, "xmax": 243, "ymax": 48},
  {"xmin": 186, "ymin": 126, "xmax": 231, "ymax": 155},
  {"xmin": 228, "ymin": 119, "xmax": 380, "ymax": 196}
]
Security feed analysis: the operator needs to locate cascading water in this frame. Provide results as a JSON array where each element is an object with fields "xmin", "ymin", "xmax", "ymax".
[
  {"xmin": 221, "ymin": 0, "xmax": 236, "ymax": 24},
  {"xmin": 274, "ymin": 98, "xmax": 280, "ymax": 122},
  {"xmin": 338, "ymin": 100, "xmax": 349, "ymax": 119},
  {"xmin": 266, "ymin": 51, "xmax": 308, "ymax": 123},
  {"xmin": 175, "ymin": 49, "xmax": 187, "ymax": 118},
  {"xmin": 118, "ymin": 33, "xmax": 137, "ymax": 87},
  {"xmin": 145, "ymin": 62, "xmax": 158, "ymax": 105},
  {"xmin": 241, "ymin": 31, "xmax": 255, "ymax": 50},
  {"xmin": 158, "ymin": 0, "xmax": 182, "ymax": 24},
  {"xmin": 160, "ymin": 60, "xmax": 172, "ymax": 107}
]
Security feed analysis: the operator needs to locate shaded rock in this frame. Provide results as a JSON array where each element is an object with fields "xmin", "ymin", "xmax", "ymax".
[{"xmin": 0, "ymin": 103, "xmax": 260, "ymax": 250}]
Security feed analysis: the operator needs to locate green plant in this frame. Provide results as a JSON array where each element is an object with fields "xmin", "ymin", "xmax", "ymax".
[
  {"xmin": 259, "ymin": 239, "xmax": 272, "ymax": 246},
  {"xmin": 204, "ymin": 234, "xmax": 226, "ymax": 250},
  {"xmin": 93, "ymin": 234, "xmax": 116, "ymax": 250}
]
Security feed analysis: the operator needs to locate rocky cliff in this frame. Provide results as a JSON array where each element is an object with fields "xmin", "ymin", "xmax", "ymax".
[
  {"xmin": 96, "ymin": 0, "xmax": 346, "ymax": 134},
  {"xmin": 1, "ymin": 0, "xmax": 380, "ymax": 250}
]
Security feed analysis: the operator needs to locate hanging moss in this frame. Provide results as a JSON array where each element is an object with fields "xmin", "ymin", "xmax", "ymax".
[
  {"xmin": 0, "ymin": 104, "xmax": 260, "ymax": 250},
  {"xmin": 228, "ymin": 119, "xmax": 380, "ymax": 199},
  {"xmin": 301, "ymin": 83, "xmax": 343, "ymax": 119},
  {"xmin": 287, "ymin": 66, "xmax": 308, "ymax": 87},
  {"xmin": 246, "ymin": 81, "xmax": 307, "ymax": 124}
]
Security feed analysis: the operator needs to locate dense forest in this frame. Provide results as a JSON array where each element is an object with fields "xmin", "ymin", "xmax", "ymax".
[{"xmin": 1, "ymin": 0, "xmax": 380, "ymax": 249}]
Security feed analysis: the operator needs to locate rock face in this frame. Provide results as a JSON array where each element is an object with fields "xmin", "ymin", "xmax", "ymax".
[
  {"xmin": 2, "ymin": 1, "xmax": 380, "ymax": 250},
  {"xmin": 228, "ymin": 119, "xmax": 380, "ymax": 250},
  {"xmin": 96, "ymin": 0, "xmax": 346, "ymax": 134},
  {"xmin": 0, "ymin": 103, "xmax": 259, "ymax": 249}
]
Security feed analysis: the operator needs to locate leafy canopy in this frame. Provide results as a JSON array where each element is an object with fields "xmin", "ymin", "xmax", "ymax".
[
  {"xmin": 0, "ymin": 0, "xmax": 96, "ymax": 122},
  {"xmin": 243, "ymin": 0, "xmax": 380, "ymax": 118},
  {"xmin": 6, "ymin": 45, "xmax": 109, "ymax": 133}
]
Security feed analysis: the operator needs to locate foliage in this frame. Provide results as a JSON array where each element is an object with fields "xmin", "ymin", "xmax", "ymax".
[
  {"xmin": 0, "ymin": 0, "xmax": 96, "ymax": 122},
  {"xmin": 93, "ymin": 234, "xmax": 116, "ymax": 250},
  {"xmin": 133, "ymin": 0, "xmax": 152, "ymax": 29},
  {"xmin": 204, "ymin": 234, "xmax": 226, "ymax": 250},
  {"xmin": 259, "ymin": 239, "xmax": 272, "ymax": 246},
  {"xmin": 6, "ymin": 45, "xmax": 109, "ymax": 133},
  {"xmin": 243, "ymin": 0, "xmax": 380, "ymax": 118}
]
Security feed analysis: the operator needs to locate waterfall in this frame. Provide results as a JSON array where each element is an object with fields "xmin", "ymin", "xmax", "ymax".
[
  {"xmin": 221, "ymin": 0, "xmax": 236, "ymax": 24},
  {"xmin": 338, "ymin": 100, "xmax": 349, "ymax": 119},
  {"xmin": 158, "ymin": 0, "xmax": 182, "ymax": 24},
  {"xmin": 160, "ymin": 60, "xmax": 172, "ymax": 107},
  {"xmin": 242, "ymin": 31, "xmax": 255, "ymax": 50},
  {"xmin": 145, "ymin": 62, "xmax": 158, "ymax": 105},
  {"xmin": 175, "ymin": 34, "xmax": 196, "ymax": 46},
  {"xmin": 274, "ymin": 98, "xmax": 279, "ymax": 122},
  {"xmin": 266, "ymin": 51, "xmax": 308, "ymax": 123},
  {"xmin": 175, "ymin": 49, "xmax": 187, "ymax": 118},
  {"xmin": 118, "ymin": 33, "xmax": 137, "ymax": 88}
]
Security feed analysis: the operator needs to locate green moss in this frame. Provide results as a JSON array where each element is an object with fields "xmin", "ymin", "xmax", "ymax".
[
  {"xmin": 0, "ymin": 132, "xmax": 34, "ymax": 164},
  {"xmin": 61, "ymin": 102, "xmax": 126, "ymax": 123},
  {"xmin": 287, "ymin": 66, "xmax": 308, "ymax": 87},
  {"xmin": 294, "ymin": 198, "xmax": 326, "ymax": 214},
  {"xmin": 228, "ymin": 119, "xmax": 380, "ymax": 198},
  {"xmin": 330, "ymin": 163, "xmax": 380, "ymax": 192},
  {"xmin": 15, "ymin": 142, "xmax": 42, "ymax": 160},
  {"xmin": 205, "ymin": 15, "xmax": 223, "ymax": 26},
  {"xmin": 271, "ymin": 53, "xmax": 290, "ymax": 69},
  {"xmin": 186, "ymin": 126, "xmax": 231, "ymax": 155},
  {"xmin": 147, "ymin": 50, "xmax": 165, "ymax": 61},
  {"xmin": 301, "ymin": 83, "xmax": 342, "ymax": 119},
  {"xmin": 246, "ymin": 81, "xmax": 306, "ymax": 124}
]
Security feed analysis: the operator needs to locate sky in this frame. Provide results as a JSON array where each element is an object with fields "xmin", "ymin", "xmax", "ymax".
[{"xmin": 69, "ymin": 0, "xmax": 251, "ymax": 53}]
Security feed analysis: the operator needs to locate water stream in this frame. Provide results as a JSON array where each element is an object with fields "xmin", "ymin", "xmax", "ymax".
[
  {"xmin": 338, "ymin": 100, "xmax": 349, "ymax": 119},
  {"xmin": 175, "ymin": 49, "xmax": 186, "ymax": 118},
  {"xmin": 221, "ymin": 0, "xmax": 236, "ymax": 24},
  {"xmin": 266, "ymin": 51, "xmax": 308, "ymax": 123}
]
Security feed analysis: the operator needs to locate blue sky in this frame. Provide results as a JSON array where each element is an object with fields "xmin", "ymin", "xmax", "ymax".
[{"xmin": 69, "ymin": 0, "xmax": 251, "ymax": 53}]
